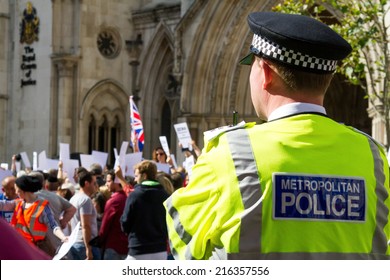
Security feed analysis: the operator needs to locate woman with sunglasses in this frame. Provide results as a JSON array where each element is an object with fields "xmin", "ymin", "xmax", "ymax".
[{"xmin": 152, "ymin": 147, "xmax": 167, "ymax": 164}]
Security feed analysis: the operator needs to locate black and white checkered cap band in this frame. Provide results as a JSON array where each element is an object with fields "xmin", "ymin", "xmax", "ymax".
[{"xmin": 251, "ymin": 34, "xmax": 338, "ymax": 72}]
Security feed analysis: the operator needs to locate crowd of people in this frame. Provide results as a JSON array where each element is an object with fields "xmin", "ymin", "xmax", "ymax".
[{"xmin": 0, "ymin": 142, "xmax": 193, "ymax": 260}]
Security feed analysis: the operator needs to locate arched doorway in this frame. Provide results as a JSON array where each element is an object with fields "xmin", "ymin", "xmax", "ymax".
[{"xmin": 80, "ymin": 80, "xmax": 129, "ymax": 166}]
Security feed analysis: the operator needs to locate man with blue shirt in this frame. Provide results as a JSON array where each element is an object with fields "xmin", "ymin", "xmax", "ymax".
[{"xmin": 165, "ymin": 11, "xmax": 390, "ymax": 260}]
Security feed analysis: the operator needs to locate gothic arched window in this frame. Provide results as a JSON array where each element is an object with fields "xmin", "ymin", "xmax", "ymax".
[{"xmin": 88, "ymin": 114, "xmax": 122, "ymax": 166}]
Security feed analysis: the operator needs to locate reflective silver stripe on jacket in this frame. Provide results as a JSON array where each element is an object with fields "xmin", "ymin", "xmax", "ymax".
[
  {"xmin": 367, "ymin": 138, "xmax": 389, "ymax": 255},
  {"xmin": 226, "ymin": 129, "xmax": 263, "ymax": 253},
  {"xmin": 165, "ymin": 198, "xmax": 195, "ymax": 259}
]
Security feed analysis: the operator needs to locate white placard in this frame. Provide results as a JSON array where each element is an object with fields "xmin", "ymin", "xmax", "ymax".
[
  {"xmin": 174, "ymin": 122, "xmax": 192, "ymax": 149},
  {"xmin": 124, "ymin": 152, "xmax": 143, "ymax": 177},
  {"xmin": 79, "ymin": 154, "xmax": 95, "ymax": 170},
  {"xmin": 91, "ymin": 151, "xmax": 108, "ymax": 168},
  {"xmin": 119, "ymin": 142, "xmax": 129, "ymax": 159},
  {"xmin": 53, "ymin": 222, "xmax": 80, "ymax": 260},
  {"xmin": 15, "ymin": 162, "xmax": 21, "ymax": 172},
  {"xmin": 170, "ymin": 154, "xmax": 178, "ymax": 169},
  {"xmin": 38, "ymin": 151, "xmax": 47, "ymax": 171},
  {"xmin": 0, "ymin": 163, "xmax": 9, "ymax": 170},
  {"xmin": 62, "ymin": 159, "xmax": 80, "ymax": 184},
  {"xmin": 113, "ymin": 142, "xmax": 129, "ymax": 167},
  {"xmin": 33, "ymin": 152, "xmax": 38, "ymax": 170},
  {"xmin": 20, "ymin": 152, "xmax": 31, "ymax": 168},
  {"xmin": 156, "ymin": 163, "xmax": 170, "ymax": 174},
  {"xmin": 45, "ymin": 158, "xmax": 60, "ymax": 171},
  {"xmin": 113, "ymin": 142, "xmax": 129, "ymax": 182},
  {"xmin": 59, "ymin": 143, "xmax": 70, "ymax": 161},
  {"xmin": 183, "ymin": 155, "xmax": 195, "ymax": 179},
  {"xmin": 159, "ymin": 136, "xmax": 170, "ymax": 155}
]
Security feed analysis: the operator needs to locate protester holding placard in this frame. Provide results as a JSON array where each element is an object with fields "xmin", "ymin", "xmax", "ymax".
[{"xmin": 97, "ymin": 169, "xmax": 128, "ymax": 260}]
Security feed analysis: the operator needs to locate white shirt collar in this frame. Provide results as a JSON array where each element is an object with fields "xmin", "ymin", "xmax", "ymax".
[{"xmin": 268, "ymin": 102, "xmax": 326, "ymax": 121}]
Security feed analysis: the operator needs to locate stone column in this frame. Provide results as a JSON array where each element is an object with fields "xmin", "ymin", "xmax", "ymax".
[
  {"xmin": 367, "ymin": 103, "xmax": 386, "ymax": 147},
  {"xmin": 0, "ymin": 6, "xmax": 10, "ymax": 163},
  {"xmin": 55, "ymin": 58, "xmax": 77, "ymax": 146}
]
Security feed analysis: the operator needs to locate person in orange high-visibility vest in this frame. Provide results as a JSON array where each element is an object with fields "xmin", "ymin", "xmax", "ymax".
[{"xmin": 11, "ymin": 175, "xmax": 68, "ymax": 256}]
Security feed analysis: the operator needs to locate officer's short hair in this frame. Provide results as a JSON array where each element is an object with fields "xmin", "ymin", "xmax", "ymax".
[{"xmin": 267, "ymin": 60, "xmax": 334, "ymax": 94}]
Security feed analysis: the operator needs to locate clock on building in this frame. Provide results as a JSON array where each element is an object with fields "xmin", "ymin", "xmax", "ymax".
[{"xmin": 97, "ymin": 28, "xmax": 121, "ymax": 58}]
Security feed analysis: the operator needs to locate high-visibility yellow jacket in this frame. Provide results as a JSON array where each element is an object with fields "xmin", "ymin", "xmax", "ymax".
[{"xmin": 165, "ymin": 114, "xmax": 390, "ymax": 259}]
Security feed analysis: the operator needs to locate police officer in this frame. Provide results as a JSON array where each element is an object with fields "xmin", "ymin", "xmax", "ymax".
[{"xmin": 164, "ymin": 11, "xmax": 390, "ymax": 260}]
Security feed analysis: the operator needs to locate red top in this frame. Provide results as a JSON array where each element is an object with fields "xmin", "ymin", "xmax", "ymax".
[
  {"xmin": 99, "ymin": 190, "xmax": 128, "ymax": 255},
  {"xmin": 122, "ymin": 184, "xmax": 134, "ymax": 196}
]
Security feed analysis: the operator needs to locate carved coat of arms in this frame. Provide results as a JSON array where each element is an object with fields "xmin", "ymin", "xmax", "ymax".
[{"xmin": 20, "ymin": 1, "xmax": 40, "ymax": 44}]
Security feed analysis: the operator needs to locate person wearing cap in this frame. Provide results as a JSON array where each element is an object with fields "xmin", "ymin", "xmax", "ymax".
[
  {"xmin": 10, "ymin": 175, "xmax": 69, "ymax": 257},
  {"xmin": 164, "ymin": 12, "xmax": 390, "ymax": 260},
  {"xmin": 59, "ymin": 182, "xmax": 76, "ymax": 198}
]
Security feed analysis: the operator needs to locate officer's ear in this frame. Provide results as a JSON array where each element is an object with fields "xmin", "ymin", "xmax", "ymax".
[{"xmin": 260, "ymin": 59, "xmax": 273, "ymax": 90}]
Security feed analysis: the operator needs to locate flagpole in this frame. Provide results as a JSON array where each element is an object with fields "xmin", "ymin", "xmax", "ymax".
[{"xmin": 129, "ymin": 96, "xmax": 135, "ymax": 152}]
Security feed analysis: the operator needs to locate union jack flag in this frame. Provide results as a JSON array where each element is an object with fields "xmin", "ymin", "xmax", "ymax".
[{"xmin": 129, "ymin": 96, "xmax": 144, "ymax": 152}]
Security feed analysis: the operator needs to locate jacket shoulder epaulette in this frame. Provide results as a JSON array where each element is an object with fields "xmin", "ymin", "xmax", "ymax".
[{"xmin": 203, "ymin": 121, "xmax": 256, "ymax": 151}]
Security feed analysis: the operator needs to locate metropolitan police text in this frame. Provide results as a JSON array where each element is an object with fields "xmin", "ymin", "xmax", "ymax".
[{"xmin": 279, "ymin": 176, "xmax": 364, "ymax": 219}]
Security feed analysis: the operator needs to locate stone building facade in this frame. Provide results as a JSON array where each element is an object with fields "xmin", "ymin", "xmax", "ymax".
[{"xmin": 0, "ymin": 0, "xmax": 372, "ymax": 167}]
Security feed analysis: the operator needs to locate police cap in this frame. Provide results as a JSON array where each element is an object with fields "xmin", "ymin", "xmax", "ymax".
[{"xmin": 240, "ymin": 12, "xmax": 352, "ymax": 73}]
